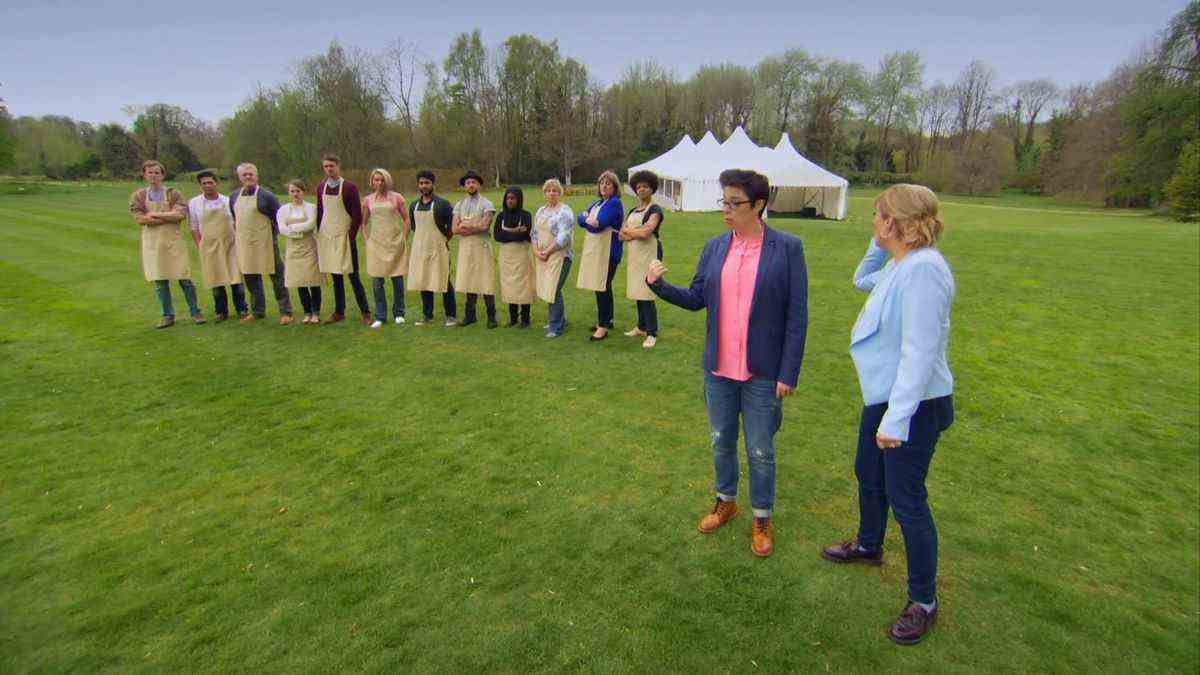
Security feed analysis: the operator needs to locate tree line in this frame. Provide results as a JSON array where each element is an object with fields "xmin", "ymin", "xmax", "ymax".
[{"xmin": 0, "ymin": 2, "xmax": 1196, "ymax": 219}]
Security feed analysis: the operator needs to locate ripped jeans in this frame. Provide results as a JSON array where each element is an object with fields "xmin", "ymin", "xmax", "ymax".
[{"xmin": 703, "ymin": 372, "xmax": 783, "ymax": 518}]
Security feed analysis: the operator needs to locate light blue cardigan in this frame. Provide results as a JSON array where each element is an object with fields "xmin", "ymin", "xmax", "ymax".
[{"xmin": 849, "ymin": 239, "xmax": 955, "ymax": 441}]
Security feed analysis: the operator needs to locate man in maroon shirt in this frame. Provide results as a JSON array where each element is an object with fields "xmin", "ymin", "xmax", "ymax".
[{"xmin": 316, "ymin": 155, "xmax": 371, "ymax": 324}]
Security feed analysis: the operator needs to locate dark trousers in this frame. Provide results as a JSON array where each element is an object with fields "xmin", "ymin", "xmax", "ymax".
[
  {"xmin": 855, "ymin": 396, "xmax": 954, "ymax": 605},
  {"xmin": 243, "ymin": 236, "xmax": 292, "ymax": 318},
  {"xmin": 508, "ymin": 303, "xmax": 531, "ymax": 324},
  {"xmin": 212, "ymin": 284, "xmax": 247, "ymax": 317},
  {"xmin": 594, "ymin": 259, "xmax": 620, "ymax": 328},
  {"xmin": 636, "ymin": 301, "xmax": 658, "ymax": 336},
  {"xmin": 297, "ymin": 287, "xmax": 322, "ymax": 315},
  {"xmin": 420, "ymin": 280, "xmax": 457, "ymax": 320},
  {"xmin": 332, "ymin": 237, "xmax": 369, "ymax": 316},
  {"xmin": 372, "ymin": 276, "xmax": 406, "ymax": 320},
  {"xmin": 465, "ymin": 293, "xmax": 496, "ymax": 321}
]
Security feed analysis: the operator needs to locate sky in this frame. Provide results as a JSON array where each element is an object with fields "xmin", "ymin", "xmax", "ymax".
[{"xmin": 1, "ymin": 0, "xmax": 1188, "ymax": 126}]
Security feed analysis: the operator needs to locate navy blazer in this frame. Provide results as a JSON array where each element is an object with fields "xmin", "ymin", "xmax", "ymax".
[{"xmin": 649, "ymin": 226, "xmax": 808, "ymax": 387}]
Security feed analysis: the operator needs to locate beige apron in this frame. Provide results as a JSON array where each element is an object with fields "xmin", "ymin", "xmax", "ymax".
[
  {"xmin": 533, "ymin": 207, "xmax": 566, "ymax": 304},
  {"xmin": 365, "ymin": 197, "xmax": 409, "ymax": 278},
  {"xmin": 283, "ymin": 205, "xmax": 323, "ymax": 288},
  {"xmin": 407, "ymin": 203, "xmax": 449, "ymax": 293},
  {"xmin": 454, "ymin": 200, "xmax": 496, "ymax": 295},
  {"xmin": 624, "ymin": 208, "xmax": 658, "ymax": 301},
  {"xmin": 234, "ymin": 188, "xmax": 275, "ymax": 275},
  {"xmin": 198, "ymin": 197, "xmax": 239, "ymax": 288},
  {"xmin": 317, "ymin": 181, "xmax": 353, "ymax": 274},
  {"xmin": 576, "ymin": 202, "xmax": 613, "ymax": 291},
  {"xmin": 498, "ymin": 240, "xmax": 535, "ymax": 304},
  {"xmin": 140, "ymin": 189, "xmax": 191, "ymax": 281}
]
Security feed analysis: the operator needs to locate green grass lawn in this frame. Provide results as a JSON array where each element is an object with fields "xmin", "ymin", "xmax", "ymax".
[{"xmin": 1, "ymin": 181, "xmax": 1197, "ymax": 672}]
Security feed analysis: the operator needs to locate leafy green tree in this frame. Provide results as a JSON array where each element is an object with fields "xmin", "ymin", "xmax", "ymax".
[
  {"xmin": 1164, "ymin": 138, "xmax": 1200, "ymax": 220},
  {"xmin": 96, "ymin": 124, "xmax": 142, "ymax": 178}
]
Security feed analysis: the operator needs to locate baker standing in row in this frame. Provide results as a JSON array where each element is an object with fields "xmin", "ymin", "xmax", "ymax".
[
  {"xmin": 452, "ymin": 170, "xmax": 498, "ymax": 328},
  {"xmin": 229, "ymin": 162, "xmax": 293, "ymax": 324},
  {"xmin": 407, "ymin": 170, "xmax": 458, "ymax": 326},
  {"xmin": 187, "ymin": 170, "xmax": 246, "ymax": 321},
  {"xmin": 130, "ymin": 159, "xmax": 203, "ymax": 328},
  {"xmin": 315, "ymin": 154, "xmax": 371, "ymax": 325}
]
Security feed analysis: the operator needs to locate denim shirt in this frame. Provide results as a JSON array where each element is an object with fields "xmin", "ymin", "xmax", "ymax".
[{"xmin": 849, "ymin": 240, "xmax": 955, "ymax": 441}]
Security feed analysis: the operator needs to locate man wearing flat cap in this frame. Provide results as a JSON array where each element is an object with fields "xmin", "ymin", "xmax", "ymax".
[{"xmin": 452, "ymin": 170, "xmax": 498, "ymax": 328}]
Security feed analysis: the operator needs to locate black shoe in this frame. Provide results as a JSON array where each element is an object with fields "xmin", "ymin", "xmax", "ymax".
[
  {"xmin": 821, "ymin": 540, "xmax": 884, "ymax": 566},
  {"xmin": 519, "ymin": 320, "xmax": 531, "ymax": 329},
  {"xmin": 459, "ymin": 317, "xmax": 477, "ymax": 327},
  {"xmin": 507, "ymin": 319, "xmax": 519, "ymax": 327},
  {"xmin": 487, "ymin": 319, "xmax": 498, "ymax": 329},
  {"xmin": 588, "ymin": 330, "xmax": 609, "ymax": 342}
]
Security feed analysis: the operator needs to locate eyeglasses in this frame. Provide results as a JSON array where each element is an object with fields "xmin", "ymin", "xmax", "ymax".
[{"xmin": 718, "ymin": 198, "xmax": 752, "ymax": 210}]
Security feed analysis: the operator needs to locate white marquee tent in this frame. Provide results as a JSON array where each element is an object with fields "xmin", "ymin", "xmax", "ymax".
[{"xmin": 627, "ymin": 126, "xmax": 848, "ymax": 220}]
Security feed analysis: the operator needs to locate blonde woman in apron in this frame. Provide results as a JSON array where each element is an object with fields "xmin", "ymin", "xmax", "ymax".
[
  {"xmin": 493, "ymin": 186, "xmax": 535, "ymax": 328},
  {"xmin": 276, "ymin": 179, "xmax": 324, "ymax": 324},
  {"xmin": 129, "ymin": 159, "xmax": 201, "ymax": 329},
  {"xmin": 452, "ymin": 171, "xmax": 498, "ymax": 328},
  {"xmin": 575, "ymin": 170, "xmax": 624, "ymax": 342},
  {"xmin": 362, "ymin": 168, "xmax": 411, "ymax": 328},
  {"xmin": 619, "ymin": 170, "xmax": 665, "ymax": 349},
  {"xmin": 407, "ymin": 170, "xmax": 458, "ymax": 326},
  {"xmin": 532, "ymin": 178, "xmax": 574, "ymax": 338},
  {"xmin": 188, "ymin": 170, "xmax": 246, "ymax": 321}
]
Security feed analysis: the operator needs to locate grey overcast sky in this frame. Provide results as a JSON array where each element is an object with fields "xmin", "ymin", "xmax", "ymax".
[{"xmin": 1, "ymin": 0, "xmax": 1188, "ymax": 126}]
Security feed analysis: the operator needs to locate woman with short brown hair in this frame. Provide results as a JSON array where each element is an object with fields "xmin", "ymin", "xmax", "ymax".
[{"xmin": 576, "ymin": 170, "xmax": 625, "ymax": 341}]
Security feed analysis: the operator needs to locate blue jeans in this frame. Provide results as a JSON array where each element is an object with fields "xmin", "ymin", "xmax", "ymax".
[
  {"xmin": 855, "ymin": 396, "xmax": 953, "ymax": 604},
  {"xmin": 154, "ymin": 279, "xmax": 200, "ymax": 318},
  {"xmin": 372, "ymin": 276, "xmax": 405, "ymax": 320},
  {"xmin": 703, "ymin": 373, "xmax": 782, "ymax": 517},
  {"xmin": 548, "ymin": 257, "xmax": 573, "ymax": 333}
]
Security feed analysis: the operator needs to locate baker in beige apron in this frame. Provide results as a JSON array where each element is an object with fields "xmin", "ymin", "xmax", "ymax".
[
  {"xmin": 317, "ymin": 181, "xmax": 353, "ymax": 274},
  {"xmin": 198, "ymin": 198, "xmax": 239, "ymax": 289},
  {"xmin": 143, "ymin": 191, "xmax": 192, "ymax": 282},
  {"xmin": 575, "ymin": 200, "xmax": 612, "ymax": 292},
  {"xmin": 533, "ymin": 206, "xmax": 566, "ymax": 304},
  {"xmin": 234, "ymin": 188, "xmax": 275, "ymax": 275},
  {"xmin": 282, "ymin": 206, "xmax": 323, "ymax": 289},
  {"xmin": 407, "ymin": 201, "xmax": 449, "ymax": 293},
  {"xmin": 624, "ymin": 208, "xmax": 658, "ymax": 302},
  {"xmin": 498, "ymin": 235, "xmax": 535, "ymax": 305},
  {"xmin": 365, "ymin": 197, "xmax": 409, "ymax": 279}
]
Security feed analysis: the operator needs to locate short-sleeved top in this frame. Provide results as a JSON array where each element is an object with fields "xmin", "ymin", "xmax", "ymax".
[
  {"xmin": 627, "ymin": 203, "xmax": 665, "ymax": 239},
  {"xmin": 453, "ymin": 194, "xmax": 495, "ymax": 220}
]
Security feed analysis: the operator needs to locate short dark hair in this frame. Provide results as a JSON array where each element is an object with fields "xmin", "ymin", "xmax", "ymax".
[
  {"xmin": 321, "ymin": 153, "xmax": 340, "ymax": 165},
  {"xmin": 416, "ymin": 170, "xmax": 436, "ymax": 183},
  {"xmin": 196, "ymin": 170, "xmax": 217, "ymax": 183},
  {"xmin": 629, "ymin": 170, "xmax": 659, "ymax": 194},
  {"xmin": 719, "ymin": 168, "xmax": 770, "ymax": 217},
  {"xmin": 287, "ymin": 178, "xmax": 308, "ymax": 192}
]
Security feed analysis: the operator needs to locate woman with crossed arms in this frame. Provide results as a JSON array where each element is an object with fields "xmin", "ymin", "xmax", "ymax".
[
  {"xmin": 276, "ymin": 179, "xmax": 324, "ymax": 324},
  {"xmin": 576, "ymin": 170, "xmax": 625, "ymax": 342}
]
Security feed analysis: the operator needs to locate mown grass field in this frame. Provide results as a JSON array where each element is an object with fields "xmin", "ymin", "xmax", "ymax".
[{"xmin": 1, "ymin": 180, "xmax": 1197, "ymax": 672}]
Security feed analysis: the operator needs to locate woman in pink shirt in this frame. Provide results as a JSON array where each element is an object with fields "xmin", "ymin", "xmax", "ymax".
[{"xmin": 646, "ymin": 169, "xmax": 809, "ymax": 558}]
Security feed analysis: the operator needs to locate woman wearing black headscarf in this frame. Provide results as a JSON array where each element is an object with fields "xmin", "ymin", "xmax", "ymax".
[{"xmin": 493, "ymin": 186, "xmax": 535, "ymax": 327}]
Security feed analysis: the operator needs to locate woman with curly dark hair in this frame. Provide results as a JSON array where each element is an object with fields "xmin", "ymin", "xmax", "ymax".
[{"xmin": 619, "ymin": 170, "xmax": 665, "ymax": 348}]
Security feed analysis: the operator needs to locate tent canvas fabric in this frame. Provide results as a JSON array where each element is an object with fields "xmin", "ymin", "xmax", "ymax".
[{"xmin": 627, "ymin": 127, "xmax": 848, "ymax": 219}]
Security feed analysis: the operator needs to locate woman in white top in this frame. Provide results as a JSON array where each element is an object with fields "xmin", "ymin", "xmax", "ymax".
[
  {"xmin": 531, "ymin": 178, "xmax": 575, "ymax": 338},
  {"xmin": 276, "ymin": 179, "xmax": 324, "ymax": 324}
]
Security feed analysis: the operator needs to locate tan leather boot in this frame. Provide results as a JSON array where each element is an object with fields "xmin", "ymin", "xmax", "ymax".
[{"xmin": 698, "ymin": 499, "xmax": 738, "ymax": 533}]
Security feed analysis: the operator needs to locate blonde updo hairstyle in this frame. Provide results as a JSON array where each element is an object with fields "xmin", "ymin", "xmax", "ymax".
[
  {"xmin": 369, "ymin": 168, "xmax": 394, "ymax": 192},
  {"xmin": 542, "ymin": 178, "xmax": 564, "ymax": 194},
  {"xmin": 874, "ymin": 184, "xmax": 945, "ymax": 249}
]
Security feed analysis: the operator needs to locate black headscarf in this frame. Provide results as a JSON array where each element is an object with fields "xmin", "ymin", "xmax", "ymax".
[{"xmin": 493, "ymin": 186, "xmax": 532, "ymax": 242}]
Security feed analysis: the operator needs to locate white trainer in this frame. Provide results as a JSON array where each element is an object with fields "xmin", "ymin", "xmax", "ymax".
[
  {"xmin": 444, "ymin": 319, "xmax": 458, "ymax": 327},
  {"xmin": 395, "ymin": 316, "xmax": 406, "ymax": 325},
  {"xmin": 642, "ymin": 335, "xmax": 657, "ymax": 349},
  {"xmin": 370, "ymin": 320, "xmax": 383, "ymax": 328}
]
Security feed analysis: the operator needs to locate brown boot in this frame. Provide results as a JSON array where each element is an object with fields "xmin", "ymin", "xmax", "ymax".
[
  {"xmin": 326, "ymin": 312, "xmax": 345, "ymax": 324},
  {"xmin": 698, "ymin": 499, "xmax": 738, "ymax": 533},
  {"xmin": 889, "ymin": 601, "xmax": 937, "ymax": 645},
  {"xmin": 360, "ymin": 313, "xmax": 373, "ymax": 326},
  {"xmin": 191, "ymin": 312, "xmax": 206, "ymax": 325},
  {"xmin": 240, "ymin": 314, "xmax": 256, "ymax": 324},
  {"xmin": 279, "ymin": 314, "xmax": 293, "ymax": 326},
  {"xmin": 751, "ymin": 517, "xmax": 774, "ymax": 557},
  {"xmin": 154, "ymin": 316, "xmax": 175, "ymax": 329}
]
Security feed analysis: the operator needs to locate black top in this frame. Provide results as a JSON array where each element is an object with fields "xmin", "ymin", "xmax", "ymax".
[
  {"xmin": 409, "ymin": 195, "xmax": 454, "ymax": 239},
  {"xmin": 493, "ymin": 210, "xmax": 532, "ymax": 243},
  {"xmin": 627, "ymin": 203, "xmax": 665, "ymax": 239}
]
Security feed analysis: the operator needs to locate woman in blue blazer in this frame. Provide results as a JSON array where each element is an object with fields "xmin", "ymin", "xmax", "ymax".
[
  {"xmin": 576, "ymin": 171, "xmax": 626, "ymax": 341},
  {"xmin": 646, "ymin": 169, "xmax": 808, "ymax": 558},
  {"xmin": 820, "ymin": 184, "xmax": 955, "ymax": 646}
]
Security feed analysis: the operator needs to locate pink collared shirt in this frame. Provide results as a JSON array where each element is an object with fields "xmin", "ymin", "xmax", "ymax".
[{"xmin": 711, "ymin": 228, "xmax": 764, "ymax": 381}]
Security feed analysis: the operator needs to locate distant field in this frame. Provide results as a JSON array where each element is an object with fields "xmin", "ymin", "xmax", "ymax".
[{"xmin": 1, "ymin": 181, "xmax": 1196, "ymax": 672}]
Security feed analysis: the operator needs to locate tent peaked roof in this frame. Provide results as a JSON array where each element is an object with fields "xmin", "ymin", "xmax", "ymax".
[
  {"xmin": 722, "ymin": 126, "xmax": 757, "ymax": 149},
  {"xmin": 696, "ymin": 130, "xmax": 719, "ymax": 149},
  {"xmin": 776, "ymin": 133, "xmax": 800, "ymax": 155},
  {"xmin": 628, "ymin": 133, "xmax": 696, "ymax": 174}
]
